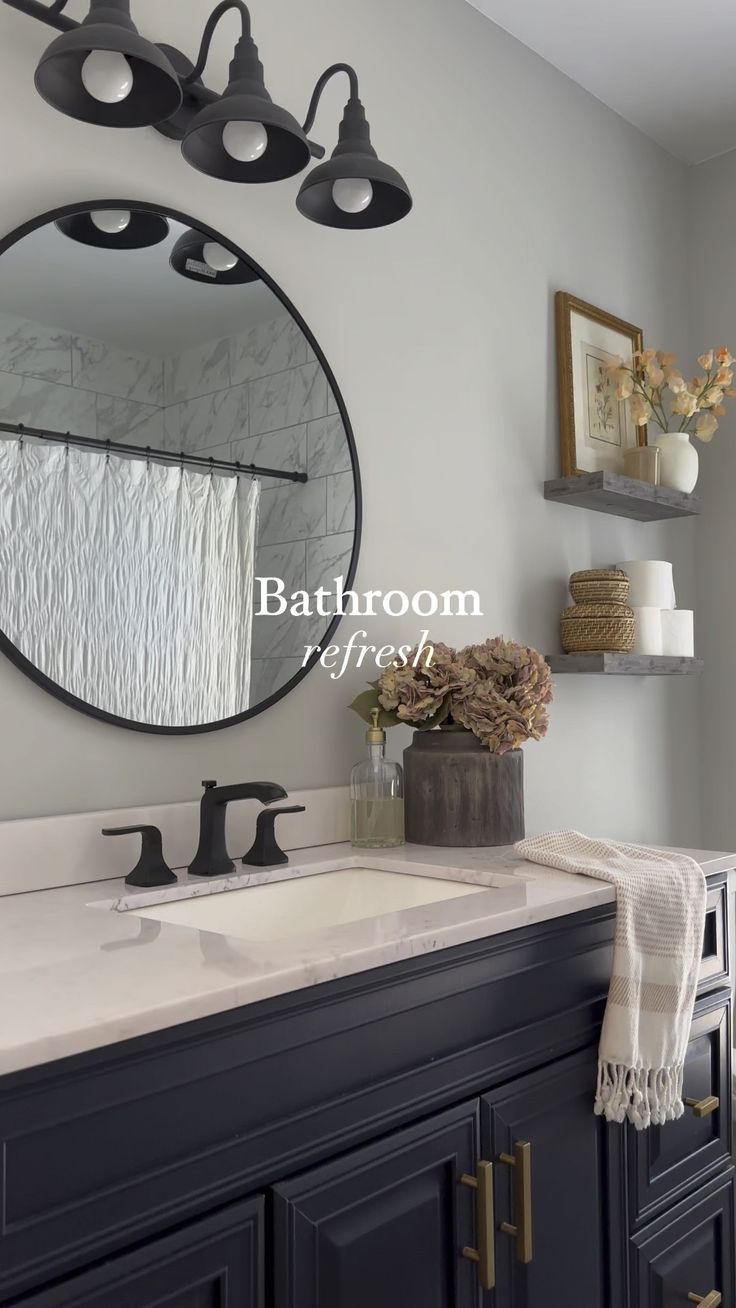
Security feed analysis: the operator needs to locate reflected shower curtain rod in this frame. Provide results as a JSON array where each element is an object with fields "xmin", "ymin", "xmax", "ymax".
[{"xmin": 0, "ymin": 420, "xmax": 309, "ymax": 484}]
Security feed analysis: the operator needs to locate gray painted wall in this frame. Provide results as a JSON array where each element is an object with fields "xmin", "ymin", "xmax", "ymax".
[
  {"xmin": 0, "ymin": 0, "xmax": 700, "ymax": 848},
  {"xmin": 689, "ymin": 151, "xmax": 736, "ymax": 850}
]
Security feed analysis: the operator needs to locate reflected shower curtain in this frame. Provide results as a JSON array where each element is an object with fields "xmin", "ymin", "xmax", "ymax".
[{"xmin": 0, "ymin": 440, "xmax": 260, "ymax": 726}]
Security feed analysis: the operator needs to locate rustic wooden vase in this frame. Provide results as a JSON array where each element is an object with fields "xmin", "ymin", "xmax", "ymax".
[{"xmin": 403, "ymin": 729, "xmax": 524, "ymax": 847}]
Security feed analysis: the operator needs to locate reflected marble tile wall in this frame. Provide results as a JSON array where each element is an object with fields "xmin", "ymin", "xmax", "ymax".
[
  {"xmin": 0, "ymin": 369, "xmax": 97, "ymax": 437},
  {"xmin": 231, "ymin": 316, "xmax": 307, "ymax": 385},
  {"xmin": 0, "ymin": 312, "xmax": 71, "ymax": 384},
  {"xmin": 173, "ymin": 385, "xmax": 249, "ymax": 454},
  {"xmin": 306, "ymin": 533, "xmax": 353, "ymax": 600},
  {"xmin": 249, "ymin": 361, "xmax": 327, "ymax": 436},
  {"xmin": 96, "ymin": 395, "xmax": 165, "ymax": 447},
  {"xmin": 164, "ymin": 337, "xmax": 230, "ymax": 406},
  {"xmin": 0, "ymin": 311, "xmax": 165, "ymax": 442},
  {"xmin": 71, "ymin": 335, "xmax": 164, "ymax": 406},
  {"xmin": 327, "ymin": 471, "xmax": 357, "ymax": 535},
  {"xmin": 307, "ymin": 413, "xmax": 353, "ymax": 478},
  {"xmin": 233, "ymin": 425, "xmax": 307, "ymax": 489},
  {"xmin": 259, "ymin": 480, "xmax": 327, "ymax": 546}
]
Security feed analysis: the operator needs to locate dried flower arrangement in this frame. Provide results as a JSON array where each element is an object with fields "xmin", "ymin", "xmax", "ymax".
[
  {"xmin": 350, "ymin": 638, "xmax": 553, "ymax": 755},
  {"xmin": 606, "ymin": 346, "xmax": 736, "ymax": 443}
]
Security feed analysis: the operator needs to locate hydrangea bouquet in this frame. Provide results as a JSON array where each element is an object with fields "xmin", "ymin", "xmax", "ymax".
[{"xmin": 350, "ymin": 638, "xmax": 553, "ymax": 755}]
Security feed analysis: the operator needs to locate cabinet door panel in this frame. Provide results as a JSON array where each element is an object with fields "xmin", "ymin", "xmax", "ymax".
[
  {"xmin": 272, "ymin": 1100, "xmax": 481, "ymax": 1308},
  {"xmin": 631, "ymin": 1170, "xmax": 734, "ymax": 1308},
  {"xmin": 16, "ymin": 1196, "xmax": 264, "ymax": 1308},
  {"xmin": 630, "ymin": 999, "xmax": 731, "ymax": 1225},
  {"xmin": 484, "ymin": 1047, "xmax": 616, "ymax": 1308},
  {"xmin": 699, "ymin": 880, "xmax": 729, "ymax": 994}
]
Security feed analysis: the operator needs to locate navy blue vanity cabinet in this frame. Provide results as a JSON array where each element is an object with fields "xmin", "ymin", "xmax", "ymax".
[
  {"xmin": 630, "ymin": 1169, "xmax": 734, "ymax": 1308},
  {"xmin": 12, "ymin": 1197, "xmax": 264, "ymax": 1308},
  {"xmin": 483, "ymin": 1047, "xmax": 622, "ymax": 1308},
  {"xmin": 628, "ymin": 994, "xmax": 732, "ymax": 1228},
  {"xmin": 272, "ymin": 1100, "xmax": 481, "ymax": 1308},
  {"xmin": 272, "ymin": 1050, "xmax": 620, "ymax": 1308},
  {"xmin": 0, "ymin": 879, "xmax": 732, "ymax": 1308}
]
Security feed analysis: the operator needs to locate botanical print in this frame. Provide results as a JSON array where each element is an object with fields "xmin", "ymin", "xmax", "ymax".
[
  {"xmin": 584, "ymin": 344, "xmax": 623, "ymax": 448},
  {"xmin": 557, "ymin": 293, "xmax": 644, "ymax": 476}
]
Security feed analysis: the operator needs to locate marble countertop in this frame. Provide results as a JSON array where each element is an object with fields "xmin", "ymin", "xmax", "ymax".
[{"xmin": 0, "ymin": 842, "xmax": 732, "ymax": 1076}]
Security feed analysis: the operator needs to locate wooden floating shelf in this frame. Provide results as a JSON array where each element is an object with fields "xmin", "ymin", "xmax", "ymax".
[
  {"xmin": 543, "ymin": 470, "xmax": 699, "ymax": 521},
  {"xmin": 546, "ymin": 653, "xmax": 703, "ymax": 676}
]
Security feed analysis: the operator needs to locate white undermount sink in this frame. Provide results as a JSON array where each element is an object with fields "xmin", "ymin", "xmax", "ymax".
[{"xmin": 120, "ymin": 863, "xmax": 514, "ymax": 944}]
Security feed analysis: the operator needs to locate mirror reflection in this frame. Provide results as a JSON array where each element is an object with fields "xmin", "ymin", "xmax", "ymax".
[{"xmin": 0, "ymin": 204, "xmax": 358, "ymax": 730}]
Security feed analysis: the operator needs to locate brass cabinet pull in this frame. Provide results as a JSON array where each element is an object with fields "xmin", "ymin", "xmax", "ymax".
[
  {"xmin": 499, "ymin": 1141, "xmax": 532, "ymax": 1264},
  {"xmin": 460, "ymin": 1160, "xmax": 495, "ymax": 1290},
  {"xmin": 685, "ymin": 1095, "xmax": 720, "ymax": 1118},
  {"xmin": 688, "ymin": 1292, "xmax": 722, "ymax": 1308}
]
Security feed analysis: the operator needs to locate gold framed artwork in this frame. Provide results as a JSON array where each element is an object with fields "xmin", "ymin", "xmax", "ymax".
[{"xmin": 556, "ymin": 292, "xmax": 646, "ymax": 476}]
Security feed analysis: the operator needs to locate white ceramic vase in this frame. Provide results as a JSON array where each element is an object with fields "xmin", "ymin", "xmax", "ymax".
[{"xmin": 651, "ymin": 430, "xmax": 699, "ymax": 494}]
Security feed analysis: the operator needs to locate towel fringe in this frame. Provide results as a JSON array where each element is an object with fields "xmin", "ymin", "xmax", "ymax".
[{"xmin": 595, "ymin": 1060, "xmax": 684, "ymax": 1128}]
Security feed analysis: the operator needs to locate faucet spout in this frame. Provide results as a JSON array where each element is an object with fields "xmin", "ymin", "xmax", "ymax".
[
  {"xmin": 187, "ymin": 780, "xmax": 289, "ymax": 878},
  {"xmin": 206, "ymin": 781, "xmax": 288, "ymax": 808}
]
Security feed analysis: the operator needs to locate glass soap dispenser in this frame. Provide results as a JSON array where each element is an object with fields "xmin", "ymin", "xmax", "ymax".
[{"xmin": 350, "ymin": 710, "xmax": 405, "ymax": 848}]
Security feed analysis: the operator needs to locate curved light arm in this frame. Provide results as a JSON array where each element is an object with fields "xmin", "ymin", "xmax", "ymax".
[
  {"xmin": 2, "ymin": 0, "xmax": 77, "ymax": 31},
  {"xmin": 302, "ymin": 63, "xmax": 360, "ymax": 137},
  {"xmin": 182, "ymin": 0, "xmax": 251, "ymax": 86}
]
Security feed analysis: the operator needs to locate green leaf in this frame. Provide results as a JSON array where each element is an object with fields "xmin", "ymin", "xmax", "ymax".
[
  {"xmin": 348, "ymin": 686, "xmax": 401, "ymax": 729},
  {"xmin": 348, "ymin": 686, "xmax": 381, "ymax": 723}
]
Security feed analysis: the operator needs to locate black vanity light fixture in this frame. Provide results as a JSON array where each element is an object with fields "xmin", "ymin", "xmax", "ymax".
[
  {"xmin": 33, "ymin": 0, "xmax": 183, "ymax": 129},
  {"xmin": 180, "ymin": 1, "xmax": 311, "ymax": 184},
  {"xmin": 169, "ymin": 227, "xmax": 260, "ymax": 285},
  {"xmin": 297, "ymin": 65, "xmax": 412, "ymax": 229},
  {"xmin": 4, "ymin": 0, "xmax": 412, "ymax": 231},
  {"xmin": 55, "ymin": 207, "xmax": 170, "ymax": 249}
]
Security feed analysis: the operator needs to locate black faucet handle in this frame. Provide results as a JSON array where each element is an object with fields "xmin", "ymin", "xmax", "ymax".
[
  {"xmin": 102, "ymin": 825, "xmax": 177, "ymax": 889},
  {"xmin": 243, "ymin": 806, "xmax": 307, "ymax": 868}
]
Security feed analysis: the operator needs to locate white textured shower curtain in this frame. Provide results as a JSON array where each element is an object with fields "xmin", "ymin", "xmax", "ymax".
[{"xmin": 0, "ymin": 440, "xmax": 260, "ymax": 726}]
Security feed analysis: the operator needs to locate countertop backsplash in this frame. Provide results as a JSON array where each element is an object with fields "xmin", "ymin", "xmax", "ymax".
[{"xmin": 0, "ymin": 785, "xmax": 350, "ymax": 897}]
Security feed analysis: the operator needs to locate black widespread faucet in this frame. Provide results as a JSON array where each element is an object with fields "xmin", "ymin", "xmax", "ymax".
[{"xmin": 187, "ymin": 779, "xmax": 288, "ymax": 878}]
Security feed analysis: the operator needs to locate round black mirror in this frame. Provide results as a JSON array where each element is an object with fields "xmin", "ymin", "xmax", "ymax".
[{"xmin": 0, "ymin": 200, "xmax": 361, "ymax": 733}]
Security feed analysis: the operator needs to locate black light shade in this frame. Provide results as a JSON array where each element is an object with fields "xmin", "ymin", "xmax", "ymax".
[
  {"xmin": 34, "ymin": 0, "xmax": 182, "ymax": 129},
  {"xmin": 297, "ymin": 98, "xmax": 412, "ymax": 230},
  {"xmin": 55, "ymin": 209, "xmax": 170, "ymax": 249},
  {"xmin": 169, "ymin": 229, "xmax": 260, "ymax": 285},
  {"xmin": 182, "ymin": 33, "xmax": 310, "ymax": 183}
]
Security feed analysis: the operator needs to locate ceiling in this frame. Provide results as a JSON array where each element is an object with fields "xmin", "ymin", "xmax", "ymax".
[
  {"xmin": 0, "ymin": 217, "xmax": 288, "ymax": 356},
  {"xmin": 466, "ymin": 0, "xmax": 736, "ymax": 165}
]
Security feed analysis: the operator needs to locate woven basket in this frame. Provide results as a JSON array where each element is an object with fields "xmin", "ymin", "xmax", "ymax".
[
  {"xmin": 560, "ymin": 602, "xmax": 635, "ymax": 653},
  {"xmin": 569, "ymin": 568, "xmax": 630, "ymax": 605}
]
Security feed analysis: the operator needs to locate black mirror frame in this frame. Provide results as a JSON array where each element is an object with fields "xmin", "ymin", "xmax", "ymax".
[{"xmin": 0, "ymin": 197, "xmax": 362, "ymax": 736}]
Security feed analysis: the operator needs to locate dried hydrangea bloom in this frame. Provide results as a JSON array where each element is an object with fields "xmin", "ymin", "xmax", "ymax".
[
  {"xmin": 451, "ymin": 638, "xmax": 553, "ymax": 752},
  {"xmin": 378, "ymin": 657, "xmax": 449, "ymax": 724},
  {"xmin": 378, "ymin": 641, "xmax": 476, "ymax": 724},
  {"xmin": 451, "ymin": 681, "xmax": 529, "ymax": 754},
  {"xmin": 374, "ymin": 635, "xmax": 553, "ymax": 752}
]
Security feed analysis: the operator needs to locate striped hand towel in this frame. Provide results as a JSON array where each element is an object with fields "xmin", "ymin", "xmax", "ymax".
[{"xmin": 515, "ymin": 831, "xmax": 706, "ymax": 1129}]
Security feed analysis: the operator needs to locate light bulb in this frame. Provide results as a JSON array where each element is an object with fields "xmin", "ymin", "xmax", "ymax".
[
  {"xmin": 332, "ymin": 177, "xmax": 374, "ymax": 214},
  {"xmin": 222, "ymin": 120, "xmax": 268, "ymax": 163},
  {"xmin": 81, "ymin": 50, "xmax": 134, "ymax": 104},
  {"xmin": 90, "ymin": 209, "xmax": 131, "ymax": 235},
  {"xmin": 203, "ymin": 242, "xmax": 239, "ymax": 273}
]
